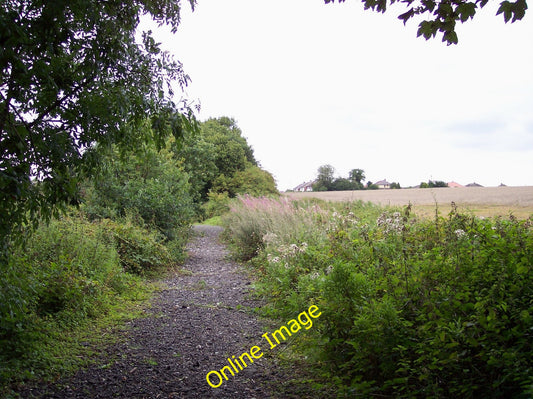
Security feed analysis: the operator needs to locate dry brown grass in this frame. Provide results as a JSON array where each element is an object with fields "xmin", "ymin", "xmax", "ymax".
[{"xmin": 284, "ymin": 186, "xmax": 533, "ymax": 219}]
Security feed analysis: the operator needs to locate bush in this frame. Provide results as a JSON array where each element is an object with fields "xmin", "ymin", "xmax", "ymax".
[
  {"xmin": 101, "ymin": 215, "xmax": 181, "ymax": 275},
  {"xmin": 0, "ymin": 211, "xmax": 184, "ymax": 391},
  {"xmin": 224, "ymin": 199, "xmax": 533, "ymax": 397},
  {"xmin": 202, "ymin": 191, "xmax": 231, "ymax": 219},
  {"xmin": 83, "ymin": 144, "xmax": 194, "ymax": 240},
  {"xmin": 0, "ymin": 214, "xmax": 131, "ymax": 384}
]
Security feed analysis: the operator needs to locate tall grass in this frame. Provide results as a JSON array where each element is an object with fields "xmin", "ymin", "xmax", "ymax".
[
  {"xmin": 224, "ymin": 196, "xmax": 533, "ymax": 397},
  {"xmin": 223, "ymin": 195, "xmax": 333, "ymax": 261}
]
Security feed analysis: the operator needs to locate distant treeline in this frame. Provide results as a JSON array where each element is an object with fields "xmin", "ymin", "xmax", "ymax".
[{"xmin": 312, "ymin": 165, "xmax": 400, "ymax": 191}]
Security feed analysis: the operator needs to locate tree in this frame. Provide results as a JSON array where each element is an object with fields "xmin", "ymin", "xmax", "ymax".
[
  {"xmin": 390, "ymin": 182, "xmax": 401, "ymax": 189},
  {"xmin": 172, "ymin": 129, "xmax": 218, "ymax": 204},
  {"xmin": 174, "ymin": 117, "xmax": 278, "ymax": 211},
  {"xmin": 84, "ymin": 141, "xmax": 194, "ymax": 240},
  {"xmin": 313, "ymin": 164, "xmax": 336, "ymax": 191},
  {"xmin": 366, "ymin": 181, "xmax": 379, "ymax": 189},
  {"xmin": 349, "ymin": 168, "xmax": 366, "ymax": 189},
  {"xmin": 230, "ymin": 166, "xmax": 278, "ymax": 197},
  {"xmin": 331, "ymin": 177, "xmax": 354, "ymax": 191},
  {"xmin": 201, "ymin": 117, "xmax": 257, "ymax": 178},
  {"xmin": 429, "ymin": 180, "xmax": 448, "ymax": 188},
  {"xmin": 325, "ymin": 0, "xmax": 528, "ymax": 45},
  {"xmin": 0, "ymin": 0, "xmax": 198, "ymax": 255}
]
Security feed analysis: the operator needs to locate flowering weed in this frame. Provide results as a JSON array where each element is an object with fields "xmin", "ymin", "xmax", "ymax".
[{"xmin": 224, "ymin": 196, "xmax": 533, "ymax": 397}]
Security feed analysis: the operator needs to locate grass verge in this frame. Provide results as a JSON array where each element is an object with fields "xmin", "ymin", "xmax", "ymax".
[{"xmin": 2, "ymin": 278, "xmax": 158, "ymax": 398}]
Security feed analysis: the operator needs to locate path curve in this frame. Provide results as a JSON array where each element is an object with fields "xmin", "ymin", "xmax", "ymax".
[{"xmin": 19, "ymin": 225, "xmax": 296, "ymax": 398}]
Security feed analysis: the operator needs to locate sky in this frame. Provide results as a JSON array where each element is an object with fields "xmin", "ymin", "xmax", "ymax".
[{"xmin": 142, "ymin": 0, "xmax": 533, "ymax": 191}]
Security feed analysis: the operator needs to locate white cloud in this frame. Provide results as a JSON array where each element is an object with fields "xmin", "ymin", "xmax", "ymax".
[{"xmin": 142, "ymin": 0, "xmax": 533, "ymax": 190}]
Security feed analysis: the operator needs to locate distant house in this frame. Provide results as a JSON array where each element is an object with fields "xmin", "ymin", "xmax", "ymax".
[
  {"xmin": 466, "ymin": 182, "xmax": 484, "ymax": 187},
  {"xmin": 293, "ymin": 181, "xmax": 315, "ymax": 192},
  {"xmin": 375, "ymin": 179, "xmax": 391, "ymax": 189},
  {"xmin": 447, "ymin": 181, "xmax": 464, "ymax": 188}
]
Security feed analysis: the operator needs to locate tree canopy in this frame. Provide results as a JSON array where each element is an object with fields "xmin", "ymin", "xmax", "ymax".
[
  {"xmin": 0, "ymin": 0, "xmax": 198, "ymax": 253},
  {"xmin": 175, "ymin": 117, "xmax": 278, "ymax": 204},
  {"xmin": 325, "ymin": 0, "xmax": 528, "ymax": 45}
]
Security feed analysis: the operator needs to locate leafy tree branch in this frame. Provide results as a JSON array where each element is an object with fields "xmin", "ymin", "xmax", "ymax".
[{"xmin": 325, "ymin": 0, "xmax": 528, "ymax": 44}]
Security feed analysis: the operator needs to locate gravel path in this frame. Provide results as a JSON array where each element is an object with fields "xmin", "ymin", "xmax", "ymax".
[{"xmin": 18, "ymin": 225, "xmax": 303, "ymax": 398}]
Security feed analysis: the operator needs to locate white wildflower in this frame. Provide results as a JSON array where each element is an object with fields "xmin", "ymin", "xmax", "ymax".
[
  {"xmin": 455, "ymin": 229, "xmax": 466, "ymax": 238},
  {"xmin": 263, "ymin": 232, "xmax": 278, "ymax": 244}
]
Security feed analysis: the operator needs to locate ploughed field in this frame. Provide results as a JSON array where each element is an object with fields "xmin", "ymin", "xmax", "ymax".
[{"xmin": 285, "ymin": 186, "xmax": 533, "ymax": 218}]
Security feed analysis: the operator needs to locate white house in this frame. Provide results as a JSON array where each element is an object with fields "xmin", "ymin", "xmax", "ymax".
[
  {"xmin": 293, "ymin": 181, "xmax": 315, "ymax": 192},
  {"xmin": 375, "ymin": 179, "xmax": 391, "ymax": 189}
]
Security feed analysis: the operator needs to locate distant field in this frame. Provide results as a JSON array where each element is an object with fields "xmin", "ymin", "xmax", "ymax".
[{"xmin": 284, "ymin": 186, "xmax": 533, "ymax": 218}]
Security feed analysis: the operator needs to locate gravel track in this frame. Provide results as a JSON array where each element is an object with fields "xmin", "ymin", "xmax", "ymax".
[{"xmin": 17, "ymin": 225, "xmax": 301, "ymax": 398}]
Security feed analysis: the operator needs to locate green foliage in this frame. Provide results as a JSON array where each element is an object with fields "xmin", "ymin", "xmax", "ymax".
[
  {"xmin": 313, "ymin": 164, "xmax": 388, "ymax": 191},
  {"xmin": 84, "ymin": 141, "xmax": 194, "ymax": 239},
  {"xmin": 223, "ymin": 195, "xmax": 333, "ymax": 261},
  {"xmin": 0, "ymin": 215, "xmax": 126, "ymax": 384},
  {"xmin": 225, "ymin": 199, "xmax": 533, "ymax": 397},
  {"xmin": 390, "ymin": 182, "xmax": 401, "ymax": 189},
  {"xmin": 100, "ymin": 216, "xmax": 183, "ymax": 275},
  {"xmin": 348, "ymin": 168, "xmax": 365, "ymax": 185},
  {"xmin": 325, "ymin": 0, "xmax": 528, "ymax": 45},
  {"xmin": 313, "ymin": 164, "xmax": 336, "ymax": 191},
  {"xmin": 202, "ymin": 191, "xmax": 231, "ymax": 219},
  {"xmin": 229, "ymin": 165, "xmax": 279, "ymax": 197},
  {"xmin": 202, "ymin": 117, "xmax": 257, "ymax": 176},
  {"xmin": 420, "ymin": 180, "xmax": 448, "ymax": 188},
  {"xmin": 175, "ymin": 117, "xmax": 279, "ymax": 215},
  {"xmin": 172, "ymin": 129, "xmax": 218, "ymax": 203},
  {"xmin": 0, "ymin": 212, "xmax": 180, "ymax": 391},
  {"xmin": 0, "ymin": 0, "xmax": 199, "ymax": 257}
]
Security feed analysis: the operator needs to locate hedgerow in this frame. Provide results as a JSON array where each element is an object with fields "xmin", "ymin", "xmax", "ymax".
[{"xmin": 224, "ymin": 197, "xmax": 533, "ymax": 397}]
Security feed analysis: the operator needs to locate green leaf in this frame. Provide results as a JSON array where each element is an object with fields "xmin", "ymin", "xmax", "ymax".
[
  {"xmin": 443, "ymin": 30, "xmax": 458, "ymax": 45},
  {"xmin": 456, "ymin": 3, "xmax": 477, "ymax": 22},
  {"xmin": 398, "ymin": 8, "xmax": 415, "ymax": 24}
]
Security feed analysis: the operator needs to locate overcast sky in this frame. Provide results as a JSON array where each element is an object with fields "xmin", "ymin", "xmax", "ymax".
[{"xmin": 143, "ymin": 0, "xmax": 533, "ymax": 190}]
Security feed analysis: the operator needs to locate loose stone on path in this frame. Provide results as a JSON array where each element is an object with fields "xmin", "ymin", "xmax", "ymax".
[{"xmin": 17, "ymin": 225, "xmax": 299, "ymax": 399}]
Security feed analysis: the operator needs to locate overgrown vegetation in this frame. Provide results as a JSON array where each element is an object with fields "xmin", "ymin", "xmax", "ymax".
[
  {"xmin": 1, "ymin": 116, "xmax": 278, "ymax": 394},
  {"xmin": 2, "ymin": 0, "xmax": 279, "ymax": 393},
  {"xmin": 0, "ymin": 213, "xmax": 164, "ymax": 394},
  {"xmin": 175, "ymin": 116, "xmax": 278, "ymax": 219},
  {"xmin": 224, "ymin": 196, "xmax": 533, "ymax": 397}
]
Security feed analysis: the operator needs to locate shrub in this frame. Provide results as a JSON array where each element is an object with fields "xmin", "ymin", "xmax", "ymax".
[
  {"xmin": 83, "ymin": 144, "xmax": 194, "ymax": 240},
  {"xmin": 0, "ymin": 211, "xmax": 185, "ymax": 391},
  {"xmin": 0, "ymin": 214, "xmax": 129, "ymax": 384},
  {"xmin": 202, "ymin": 191, "xmax": 231, "ymax": 219},
  {"xmin": 99, "ymin": 215, "xmax": 181, "ymax": 276},
  {"xmin": 224, "ymin": 199, "xmax": 533, "ymax": 397}
]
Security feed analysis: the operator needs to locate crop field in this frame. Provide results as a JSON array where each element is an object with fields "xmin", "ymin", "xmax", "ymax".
[{"xmin": 284, "ymin": 186, "xmax": 533, "ymax": 218}]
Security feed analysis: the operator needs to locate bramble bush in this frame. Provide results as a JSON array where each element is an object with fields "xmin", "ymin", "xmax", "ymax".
[{"xmin": 224, "ymin": 197, "xmax": 533, "ymax": 397}]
